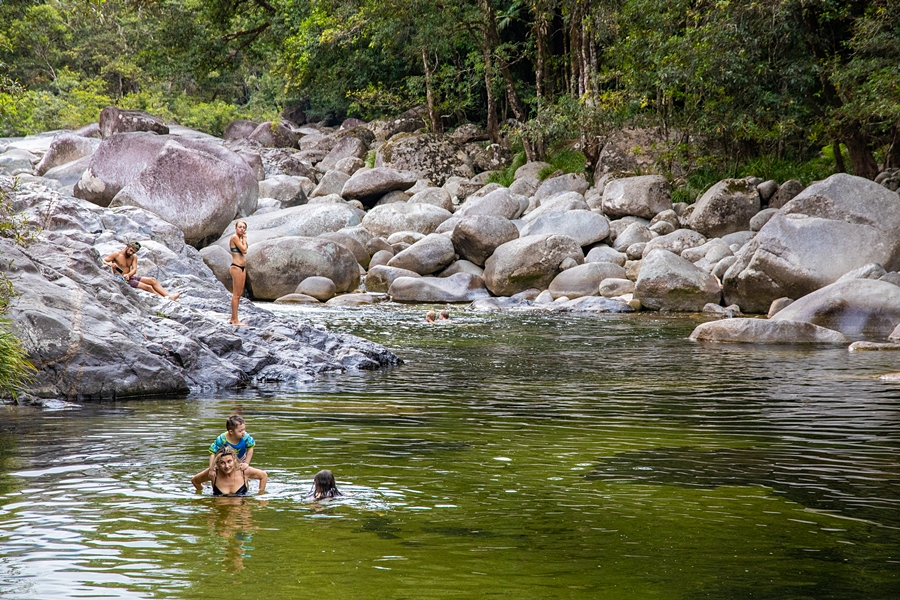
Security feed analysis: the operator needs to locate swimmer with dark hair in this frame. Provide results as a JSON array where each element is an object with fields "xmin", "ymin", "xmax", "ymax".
[{"xmin": 308, "ymin": 469, "xmax": 342, "ymax": 500}]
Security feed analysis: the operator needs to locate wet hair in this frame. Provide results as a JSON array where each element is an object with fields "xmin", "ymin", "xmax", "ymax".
[
  {"xmin": 425, "ymin": 311, "xmax": 436, "ymax": 322},
  {"xmin": 439, "ymin": 310, "xmax": 450, "ymax": 320},
  {"xmin": 226, "ymin": 415, "xmax": 245, "ymax": 432},
  {"xmin": 310, "ymin": 469, "xmax": 342, "ymax": 500},
  {"xmin": 127, "ymin": 241, "xmax": 141, "ymax": 251}
]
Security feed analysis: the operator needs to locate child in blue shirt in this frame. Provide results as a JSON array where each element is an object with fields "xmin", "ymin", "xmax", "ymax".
[{"xmin": 193, "ymin": 415, "xmax": 256, "ymax": 485}]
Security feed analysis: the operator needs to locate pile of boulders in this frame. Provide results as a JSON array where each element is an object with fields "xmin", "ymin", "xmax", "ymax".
[{"xmin": 4, "ymin": 106, "xmax": 900, "ymax": 348}]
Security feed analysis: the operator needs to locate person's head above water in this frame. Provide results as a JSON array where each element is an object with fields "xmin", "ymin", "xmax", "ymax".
[
  {"xmin": 226, "ymin": 415, "xmax": 246, "ymax": 438},
  {"xmin": 439, "ymin": 309, "xmax": 450, "ymax": 320},
  {"xmin": 425, "ymin": 311, "xmax": 436, "ymax": 323},
  {"xmin": 215, "ymin": 445, "xmax": 240, "ymax": 472},
  {"xmin": 310, "ymin": 469, "xmax": 342, "ymax": 500}
]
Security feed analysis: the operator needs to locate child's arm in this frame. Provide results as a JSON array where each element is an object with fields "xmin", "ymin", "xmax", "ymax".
[{"xmin": 240, "ymin": 447, "xmax": 254, "ymax": 471}]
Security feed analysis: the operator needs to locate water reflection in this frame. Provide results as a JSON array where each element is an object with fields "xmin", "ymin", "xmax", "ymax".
[{"xmin": 0, "ymin": 305, "xmax": 899, "ymax": 599}]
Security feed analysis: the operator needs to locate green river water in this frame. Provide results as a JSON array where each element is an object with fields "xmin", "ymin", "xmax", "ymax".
[{"xmin": 0, "ymin": 306, "xmax": 898, "ymax": 599}]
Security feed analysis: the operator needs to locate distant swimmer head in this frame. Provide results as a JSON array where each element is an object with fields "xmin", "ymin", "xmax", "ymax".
[
  {"xmin": 310, "ymin": 469, "xmax": 342, "ymax": 500},
  {"xmin": 439, "ymin": 309, "xmax": 450, "ymax": 320},
  {"xmin": 425, "ymin": 311, "xmax": 436, "ymax": 323}
]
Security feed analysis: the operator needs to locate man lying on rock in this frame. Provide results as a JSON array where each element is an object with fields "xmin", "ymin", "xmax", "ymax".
[{"xmin": 103, "ymin": 241, "xmax": 181, "ymax": 301}]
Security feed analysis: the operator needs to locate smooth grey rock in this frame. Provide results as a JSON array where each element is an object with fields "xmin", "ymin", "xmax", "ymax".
[
  {"xmin": 274, "ymin": 293, "xmax": 321, "ymax": 304},
  {"xmin": 361, "ymin": 202, "xmax": 452, "ymax": 239},
  {"xmin": 215, "ymin": 203, "xmax": 361, "ymax": 250},
  {"xmin": 387, "ymin": 231, "xmax": 424, "ymax": 245},
  {"xmin": 585, "ymin": 245, "xmax": 627, "ymax": 266},
  {"xmin": 334, "ymin": 156, "xmax": 365, "ymax": 175},
  {"xmin": 767, "ymin": 297, "xmax": 794, "ymax": 318},
  {"xmin": 375, "ymin": 190, "xmax": 410, "ymax": 205},
  {"xmin": 326, "ymin": 293, "xmax": 376, "ymax": 306},
  {"xmin": 450, "ymin": 215, "xmax": 520, "ymax": 267},
  {"xmin": 311, "ymin": 170, "xmax": 350, "ymax": 198},
  {"xmin": 522, "ymin": 192, "xmax": 588, "ymax": 223},
  {"xmin": 599, "ymin": 277, "xmax": 635, "ymax": 297},
  {"xmin": 318, "ymin": 127, "xmax": 373, "ymax": 171},
  {"xmin": 602, "ymin": 175, "xmax": 672, "ymax": 219},
  {"xmin": 296, "ymin": 276, "xmax": 337, "ymax": 301},
  {"xmin": 368, "ymin": 249, "xmax": 394, "ymax": 269},
  {"xmin": 514, "ymin": 161, "xmax": 551, "ymax": 181},
  {"xmin": 837, "ymin": 263, "xmax": 887, "ymax": 282},
  {"xmin": 223, "ymin": 120, "xmax": 259, "ymax": 141},
  {"xmin": 509, "ymin": 176, "xmax": 539, "ymax": 198},
  {"xmin": 635, "ymin": 249, "xmax": 722, "ymax": 311},
  {"xmin": 769, "ymin": 179, "xmax": 804, "ymax": 209},
  {"xmin": 0, "ymin": 178, "xmax": 399, "ymax": 402},
  {"xmin": 723, "ymin": 174, "xmax": 900, "ymax": 313},
  {"xmin": 770, "ymin": 279, "xmax": 900, "ymax": 336},
  {"xmin": 534, "ymin": 173, "xmax": 589, "ymax": 202},
  {"xmin": 259, "ymin": 174, "xmax": 309, "ymax": 207},
  {"xmin": 549, "ymin": 296, "xmax": 634, "ymax": 313},
  {"xmin": 366, "ymin": 237, "xmax": 393, "ymax": 256},
  {"xmin": 249, "ymin": 121, "xmax": 298, "ymax": 148},
  {"xmin": 626, "ymin": 243, "xmax": 646, "ymax": 260},
  {"xmin": 35, "ymin": 132, "xmax": 100, "ymax": 176},
  {"xmin": 483, "ymin": 234, "xmax": 584, "ymax": 296},
  {"xmin": 548, "ymin": 262, "xmax": 627, "ymax": 299},
  {"xmin": 439, "ymin": 259, "xmax": 484, "ymax": 278},
  {"xmin": 688, "ymin": 179, "xmax": 761, "ymax": 238},
  {"xmin": 387, "ymin": 233, "xmax": 456, "ymax": 275},
  {"xmin": 245, "ymin": 236, "xmax": 360, "ymax": 299},
  {"xmin": 99, "ymin": 106, "xmax": 168, "ymax": 138},
  {"xmin": 200, "ymin": 245, "xmax": 234, "ymax": 292},
  {"xmin": 456, "ymin": 187, "xmax": 526, "ymax": 220},
  {"xmin": 364, "ymin": 265, "xmax": 421, "ymax": 293},
  {"xmin": 757, "ymin": 180, "xmax": 779, "ymax": 203},
  {"xmin": 42, "ymin": 155, "xmax": 93, "ymax": 188},
  {"xmin": 109, "ymin": 139, "xmax": 259, "ymax": 247},
  {"xmin": 409, "ymin": 187, "xmax": 454, "ymax": 212},
  {"xmin": 389, "ymin": 273, "xmax": 490, "ymax": 303},
  {"xmin": 649, "ymin": 221, "xmax": 675, "ymax": 235},
  {"xmin": 689, "ymin": 318, "xmax": 848, "ymax": 344},
  {"xmin": 520, "ymin": 210, "xmax": 610, "ymax": 247},
  {"xmin": 318, "ymin": 230, "xmax": 370, "ymax": 267},
  {"xmin": 642, "ymin": 229, "xmax": 706, "ymax": 258},
  {"xmin": 342, "ymin": 167, "xmax": 418, "ymax": 207},
  {"xmin": 612, "ymin": 222, "xmax": 653, "ymax": 252},
  {"xmin": 750, "ymin": 208, "xmax": 779, "ymax": 231}
]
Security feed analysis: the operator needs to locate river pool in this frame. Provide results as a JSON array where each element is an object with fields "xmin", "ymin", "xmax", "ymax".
[{"xmin": 1, "ymin": 306, "xmax": 898, "ymax": 599}]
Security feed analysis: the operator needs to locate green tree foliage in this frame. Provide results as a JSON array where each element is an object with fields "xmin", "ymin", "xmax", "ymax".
[{"xmin": 0, "ymin": 0, "xmax": 897, "ymax": 178}]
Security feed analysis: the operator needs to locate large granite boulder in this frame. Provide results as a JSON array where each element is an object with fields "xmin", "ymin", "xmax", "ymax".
[
  {"xmin": 311, "ymin": 170, "xmax": 350, "ymax": 198},
  {"xmin": 483, "ymin": 234, "xmax": 584, "ymax": 296},
  {"xmin": 387, "ymin": 233, "xmax": 456, "ymax": 275},
  {"xmin": 99, "ymin": 107, "xmax": 169, "ymax": 138},
  {"xmin": 109, "ymin": 139, "xmax": 259, "ymax": 247},
  {"xmin": 534, "ymin": 173, "xmax": 589, "ymax": 202},
  {"xmin": 74, "ymin": 132, "xmax": 168, "ymax": 206},
  {"xmin": 635, "ymin": 249, "xmax": 722, "ymax": 311},
  {"xmin": 1, "ymin": 178, "xmax": 398, "ymax": 403},
  {"xmin": 456, "ymin": 187, "xmax": 526, "ymax": 220},
  {"xmin": 249, "ymin": 121, "xmax": 298, "ymax": 148},
  {"xmin": 770, "ymin": 279, "xmax": 900, "ymax": 337},
  {"xmin": 602, "ymin": 175, "xmax": 672, "ymax": 219},
  {"xmin": 687, "ymin": 178, "xmax": 761, "ymax": 238},
  {"xmin": 548, "ymin": 262, "xmax": 627, "ymax": 299},
  {"xmin": 522, "ymin": 192, "xmax": 589, "ymax": 224},
  {"xmin": 245, "ymin": 236, "xmax": 360, "ymax": 299},
  {"xmin": 642, "ymin": 229, "xmax": 707, "ymax": 258},
  {"xmin": 258, "ymin": 174, "xmax": 309, "ymax": 207},
  {"xmin": 450, "ymin": 215, "xmax": 520, "ymax": 267},
  {"xmin": 361, "ymin": 202, "xmax": 452, "ymax": 239},
  {"xmin": 364, "ymin": 265, "xmax": 421, "ymax": 293},
  {"xmin": 42, "ymin": 155, "xmax": 93, "ymax": 188},
  {"xmin": 376, "ymin": 133, "xmax": 471, "ymax": 185},
  {"xmin": 689, "ymin": 318, "xmax": 848, "ymax": 344},
  {"xmin": 723, "ymin": 174, "xmax": 900, "ymax": 313},
  {"xmin": 213, "ymin": 203, "xmax": 362, "ymax": 249},
  {"xmin": 35, "ymin": 132, "xmax": 101, "ymax": 176},
  {"xmin": 341, "ymin": 167, "xmax": 418, "ymax": 207},
  {"xmin": 0, "ymin": 148, "xmax": 37, "ymax": 176},
  {"xmin": 222, "ymin": 120, "xmax": 259, "ymax": 141},
  {"xmin": 409, "ymin": 187, "xmax": 454, "ymax": 212},
  {"xmin": 318, "ymin": 127, "xmax": 374, "ymax": 171},
  {"xmin": 520, "ymin": 210, "xmax": 610, "ymax": 247},
  {"xmin": 389, "ymin": 273, "xmax": 491, "ymax": 303}
]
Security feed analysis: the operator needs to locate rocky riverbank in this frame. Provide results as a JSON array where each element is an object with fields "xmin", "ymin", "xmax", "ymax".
[{"xmin": 3, "ymin": 107, "xmax": 900, "ymax": 403}]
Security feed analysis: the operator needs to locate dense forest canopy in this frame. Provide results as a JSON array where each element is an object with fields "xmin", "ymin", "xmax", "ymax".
[{"xmin": 1, "ymin": 0, "xmax": 899, "ymax": 179}]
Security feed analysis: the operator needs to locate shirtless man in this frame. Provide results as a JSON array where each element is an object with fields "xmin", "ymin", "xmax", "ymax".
[{"xmin": 103, "ymin": 242, "xmax": 181, "ymax": 301}]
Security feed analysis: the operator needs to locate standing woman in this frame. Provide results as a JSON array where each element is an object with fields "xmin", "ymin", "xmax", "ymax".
[{"xmin": 229, "ymin": 221, "xmax": 249, "ymax": 326}]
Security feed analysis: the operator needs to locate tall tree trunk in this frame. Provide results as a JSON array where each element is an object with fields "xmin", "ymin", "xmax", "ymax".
[
  {"xmin": 480, "ymin": 31, "xmax": 499, "ymax": 143},
  {"xmin": 842, "ymin": 122, "xmax": 879, "ymax": 179},
  {"xmin": 832, "ymin": 140, "xmax": 846, "ymax": 173},
  {"xmin": 421, "ymin": 47, "xmax": 442, "ymax": 134}
]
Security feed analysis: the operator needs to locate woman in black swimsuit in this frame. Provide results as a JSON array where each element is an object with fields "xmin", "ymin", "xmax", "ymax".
[
  {"xmin": 229, "ymin": 221, "xmax": 249, "ymax": 326},
  {"xmin": 192, "ymin": 446, "xmax": 267, "ymax": 496}
]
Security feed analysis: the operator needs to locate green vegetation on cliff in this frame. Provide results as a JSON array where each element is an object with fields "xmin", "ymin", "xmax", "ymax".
[{"xmin": 1, "ymin": 1, "xmax": 898, "ymax": 180}]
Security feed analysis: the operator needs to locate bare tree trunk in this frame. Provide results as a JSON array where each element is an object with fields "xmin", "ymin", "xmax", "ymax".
[
  {"xmin": 421, "ymin": 47, "xmax": 442, "ymax": 134},
  {"xmin": 843, "ymin": 122, "xmax": 879, "ymax": 179},
  {"xmin": 832, "ymin": 140, "xmax": 846, "ymax": 173},
  {"xmin": 481, "ymin": 35, "xmax": 499, "ymax": 143}
]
